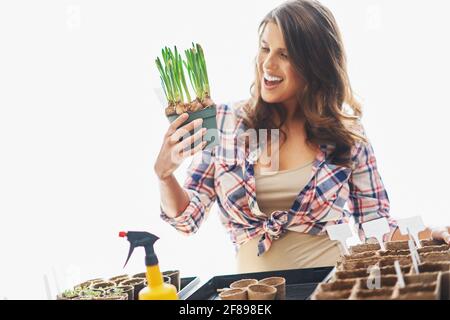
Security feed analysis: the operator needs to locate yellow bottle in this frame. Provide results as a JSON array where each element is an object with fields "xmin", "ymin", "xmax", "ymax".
[
  {"xmin": 139, "ymin": 265, "xmax": 178, "ymax": 300},
  {"xmin": 119, "ymin": 231, "xmax": 178, "ymax": 300}
]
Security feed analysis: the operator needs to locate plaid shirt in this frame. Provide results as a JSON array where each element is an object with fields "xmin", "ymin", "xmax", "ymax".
[{"xmin": 160, "ymin": 101, "xmax": 397, "ymax": 256}]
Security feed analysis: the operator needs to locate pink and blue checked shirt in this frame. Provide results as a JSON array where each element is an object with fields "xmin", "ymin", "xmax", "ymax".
[{"xmin": 160, "ymin": 101, "xmax": 397, "ymax": 256}]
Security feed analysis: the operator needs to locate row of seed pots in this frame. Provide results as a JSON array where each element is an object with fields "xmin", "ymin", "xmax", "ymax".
[
  {"xmin": 57, "ymin": 270, "xmax": 180, "ymax": 300},
  {"xmin": 218, "ymin": 277, "xmax": 286, "ymax": 300}
]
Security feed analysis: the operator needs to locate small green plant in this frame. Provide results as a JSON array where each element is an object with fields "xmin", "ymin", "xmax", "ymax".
[
  {"xmin": 155, "ymin": 43, "xmax": 214, "ymax": 116},
  {"xmin": 79, "ymin": 288, "xmax": 103, "ymax": 298},
  {"xmin": 62, "ymin": 289, "xmax": 79, "ymax": 299}
]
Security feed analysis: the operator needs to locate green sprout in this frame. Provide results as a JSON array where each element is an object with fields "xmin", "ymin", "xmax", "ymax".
[
  {"xmin": 62, "ymin": 289, "xmax": 79, "ymax": 299},
  {"xmin": 155, "ymin": 46, "xmax": 191, "ymax": 106},
  {"xmin": 184, "ymin": 43, "xmax": 211, "ymax": 102},
  {"xmin": 79, "ymin": 289, "xmax": 103, "ymax": 297}
]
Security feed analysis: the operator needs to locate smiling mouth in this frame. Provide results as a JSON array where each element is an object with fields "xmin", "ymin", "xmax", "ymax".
[{"xmin": 263, "ymin": 77, "xmax": 284, "ymax": 88}]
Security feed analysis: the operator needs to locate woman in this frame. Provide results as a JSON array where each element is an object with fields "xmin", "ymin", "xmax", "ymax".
[{"xmin": 154, "ymin": 0, "xmax": 449, "ymax": 273}]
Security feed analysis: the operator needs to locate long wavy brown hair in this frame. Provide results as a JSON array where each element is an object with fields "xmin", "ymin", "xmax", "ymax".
[{"xmin": 242, "ymin": 0, "xmax": 367, "ymax": 167}]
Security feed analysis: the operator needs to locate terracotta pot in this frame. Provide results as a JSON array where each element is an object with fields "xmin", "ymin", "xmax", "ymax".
[
  {"xmin": 247, "ymin": 284, "xmax": 277, "ymax": 300},
  {"xmin": 258, "ymin": 277, "xmax": 286, "ymax": 300},
  {"xmin": 219, "ymin": 288, "xmax": 247, "ymax": 300}
]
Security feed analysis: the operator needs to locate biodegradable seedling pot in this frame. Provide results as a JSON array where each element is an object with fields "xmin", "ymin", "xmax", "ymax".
[
  {"xmin": 357, "ymin": 275, "xmax": 398, "ymax": 290},
  {"xmin": 334, "ymin": 268, "xmax": 369, "ymax": 280},
  {"xmin": 421, "ymin": 251, "xmax": 450, "ymax": 263},
  {"xmin": 317, "ymin": 279, "xmax": 357, "ymax": 292},
  {"xmin": 74, "ymin": 278, "xmax": 103, "ymax": 291},
  {"xmin": 94, "ymin": 294, "xmax": 128, "ymax": 300},
  {"xmin": 91, "ymin": 281, "xmax": 116, "ymax": 291},
  {"xmin": 378, "ymin": 250, "xmax": 410, "ymax": 257},
  {"xmin": 114, "ymin": 285, "xmax": 134, "ymax": 301},
  {"xmin": 420, "ymin": 239, "xmax": 446, "ymax": 247},
  {"xmin": 350, "ymin": 288, "xmax": 394, "ymax": 300},
  {"xmin": 219, "ymin": 288, "xmax": 248, "ymax": 300},
  {"xmin": 340, "ymin": 258, "xmax": 380, "ymax": 271},
  {"xmin": 132, "ymin": 272, "xmax": 146, "ymax": 279},
  {"xmin": 229, "ymin": 279, "xmax": 259, "ymax": 290},
  {"xmin": 162, "ymin": 270, "xmax": 180, "ymax": 292},
  {"xmin": 343, "ymin": 251, "xmax": 378, "ymax": 261},
  {"xmin": 379, "ymin": 256, "xmax": 411, "ymax": 268},
  {"xmin": 247, "ymin": 284, "xmax": 277, "ymax": 300},
  {"xmin": 166, "ymin": 105, "xmax": 218, "ymax": 150},
  {"xmin": 311, "ymin": 290, "xmax": 352, "ymax": 300},
  {"xmin": 394, "ymin": 272, "xmax": 441, "ymax": 300},
  {"xmin": 120, "ymin": 278, "xmax": 146, "ymax": 300},
  {"xmin": 78, "ymin": 288, "xmax": 104, "ymax": 299},
  {"xmin": 350, "ymin": 243, "xmax": 381, "ymax": 254},
  {"xmin": 109, "ymin": 274, "xmax": 130, "ymax": 285},
  {"xmin": 258, "ymin": 277, "xmax": 286, "ymax": 300},
  {"xmin": 418, "ymin": 244, "xmax": 450, "ymax": 254},
  {"xmin": 57, "ymin": 289, "xmax": 80, "ymax": 300},
  {"xmin": 385, "ymin": 241, "xmax": 410, "ymax": 251}
]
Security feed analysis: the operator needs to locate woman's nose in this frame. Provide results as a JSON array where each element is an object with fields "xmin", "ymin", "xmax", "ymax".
[{"xmin": 262, "ymin": 54, "xmax": 277, "ymax": 71}]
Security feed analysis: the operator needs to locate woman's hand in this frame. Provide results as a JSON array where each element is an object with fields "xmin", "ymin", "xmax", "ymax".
[
  {"xmin": 154, "ymin": 113, "xmax": 207, "ymax": 181},
  {"xmin": 431, "ymin": 227, "xmax": 450, "ymax": 244}
]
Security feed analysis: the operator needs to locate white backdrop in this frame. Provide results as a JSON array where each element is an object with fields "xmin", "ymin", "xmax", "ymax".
[{"xmin": 0, "ymin": 0, "xmax": 449, "ymax": 299}]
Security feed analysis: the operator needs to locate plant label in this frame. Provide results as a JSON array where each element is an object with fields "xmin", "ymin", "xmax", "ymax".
[
  {"xmin": 362, "ymin": 218, "xmax": 390, "ymax": 251},
  {"xmin": 397, "ymin": 216, "xmax": 426, "ymax": 248},
  {"xmin": 326, "ymin": 223, "xmax": 354, "ymax": 255}
]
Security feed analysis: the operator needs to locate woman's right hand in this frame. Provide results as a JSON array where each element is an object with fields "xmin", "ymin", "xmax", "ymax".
[{"xmin": 154, "ymin": 113, "xmax": 207, "ymax": 181}]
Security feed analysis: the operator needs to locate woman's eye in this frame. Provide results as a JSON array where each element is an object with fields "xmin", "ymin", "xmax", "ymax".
[
  {"xmin": 260, "ymin": 47, "xmax": 269, "ymax": 52},
  {"xmin": 280, "ymin": 53, "xmax": 288, "ymax": 59}
]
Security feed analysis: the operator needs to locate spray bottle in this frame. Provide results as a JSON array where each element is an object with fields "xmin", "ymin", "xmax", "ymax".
[{"xmin": 119, "ymin": 231, "xmax": 178, "ymax": 300}]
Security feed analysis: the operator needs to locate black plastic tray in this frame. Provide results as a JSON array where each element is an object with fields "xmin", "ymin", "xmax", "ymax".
[
  {"xmin": 185, "ymin": 266, "xmax": 334, "ymax": 300},
  {"xmin": 178, "ymin": 276, "xmax": 201, "ymax": 300}
]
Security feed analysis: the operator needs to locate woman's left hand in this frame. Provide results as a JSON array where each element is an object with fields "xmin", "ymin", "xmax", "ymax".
[{"xmin": 431, "ymin": 227, "xmax": 450, "ymax": 244}]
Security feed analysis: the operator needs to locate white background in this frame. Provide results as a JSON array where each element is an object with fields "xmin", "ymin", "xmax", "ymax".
[{"xmin": 0, "ymin": 0, "xmax": 449, "ymax": 299}]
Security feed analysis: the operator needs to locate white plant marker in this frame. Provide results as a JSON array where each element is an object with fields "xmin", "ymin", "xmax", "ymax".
[
  {"xmin": 326, "ymin": 223, "xmax": 354, "ymax": 255},
  {"xmin": 394, "ymin": 261, "xmax": 405, "ymax": 288},
  {"xmin": 397, "ymin": 216, "xmax": 426, "ymax": 248},
  {"xmin": 408, "ymin": 239, "xmax": 420, "ymax": 274},
  {"xmin": 362, "ymin": 218, "xmax": 390, "ymax": 251}
]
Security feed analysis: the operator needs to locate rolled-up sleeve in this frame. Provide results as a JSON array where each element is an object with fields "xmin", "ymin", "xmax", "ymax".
[
  {"xmin": 348, "ymin": 136, "xmax": 398, "ymax": 241},
  {"xmin": 160, "ymin": 147, "xmax": 217, "ymax": 235}
]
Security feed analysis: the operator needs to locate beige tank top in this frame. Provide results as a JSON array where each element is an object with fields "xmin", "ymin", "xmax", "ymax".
[{"xmin": 235, "ymin": 161, "xmax": 341, "ymax": 273}]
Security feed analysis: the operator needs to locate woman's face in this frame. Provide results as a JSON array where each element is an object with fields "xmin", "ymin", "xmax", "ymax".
[{"xmin": 257, "ymin": 21, "xmax": 305, "ymax": 108}]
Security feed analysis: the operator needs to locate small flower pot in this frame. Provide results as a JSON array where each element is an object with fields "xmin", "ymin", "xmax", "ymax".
[
  {"xmin": 162, "ymin": 270, "xmax": 180, "ymax": 292},
  {"xmin": 334, "ymin": 268, "xmax": 369, "ymax": 280},
  {"xmin": 340, "ymin": 258, "xmax": 380, "ymax": 271},
  {"xmin": 418, "ymin": 244, "xmax": 450, "ymax": 254},
  {"xmin": 77, "ymin": 288, "xmax": 104, "ymax": 299},
  {"xmin": 57, "ymin": 290, "xmax": 79, "ymax": 300},
  {"xmin": 132, "ymin": 272, "xmax": 146, "ymax": 279},
  {"xmin": 74, "ymin": 278, "xmax": 103, "ymax": 291},
  {"xmin": 421, "ymin": 251, "xmax": 450, "ymax": 263},
  {"xmin": 420, "ymin": 239, "xmax": 446, "ymax": 247},
  {"xmin": 378, "ymin": 250, "xmax": 410, "ymax": 257},
  {"xmin": 350, "ymin": 243, "xmax": 380, "ymax": 254},
  {"xmin": 316, "ymin": 279, "xmax": 356, "ymax": 293},
  {"xmin": 343, "ymin": 251, "xmax": 378, "ymax": 261},
  {"xmin": 115, "ymin": 285, "xmax": 134, "ymax": 301},
  {"xmin": 229, "ymin": 279, "xmax": 259, "ymax": 290},
  {"xmin": 166, "ymin": 104, "xmax": 218, "ymax": 150},
  {"xmin": 247, "ymin": 284, "xmax": 277, "ymax": 300},
  {"xmin": 258, "ymin": 277, "xmax": 286, "ymax": 300},
  {"xmin": 109, "ymin": 274, "xmax": 130, "ymax": 285},
  {"xmin": 379, "ymin": 256, "xmax": 411, "ymax": 268},
  {"xmin": 350, "ymin": 288, "xmax": 394, "ymax": 300},
  {"xmin": 120, "ymin": 278, "xmax": 146, "ymax": 300},
  {"xmin": 385, "ymin": 241, "xmax": 410, "ymax": 251},
  {"xmin": 91, "ymin": 281, "xmax": 116, "ymax": 291},
  {"xmin": 393, "ymin": 272, "xmax": 441, "ymax": 300},
  {"xmin": 311, "ymin": 290, "xmax": 352, "ymax": 300},
  {"xmin": 357, "ymin": 275, "xmax": 398, "ymax": 290},
  {"xmin": 106, "ymin": 286, "xmax": 133, "ymax": 301},
  {"xmin": 219, "ymin": 288, "xmax": 247, "ymax": 300},
  {"xmin": 93, "ymin": 294, "xmax": 128, "ymax": 300}
]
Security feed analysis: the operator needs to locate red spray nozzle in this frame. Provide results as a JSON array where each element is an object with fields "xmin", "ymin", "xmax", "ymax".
[{"xmin": 119, "ymin": 231, "xmax": 127, "ymax": 238}]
